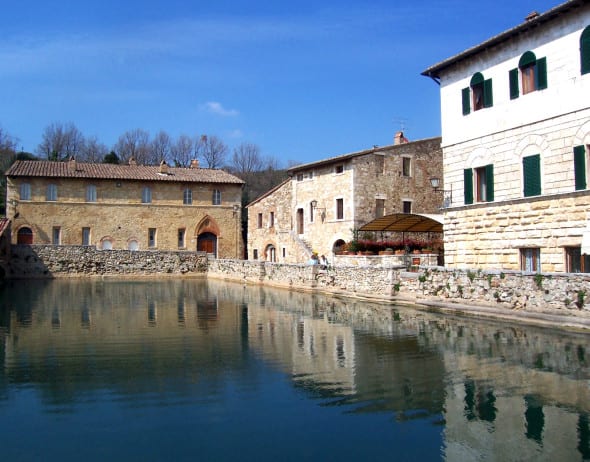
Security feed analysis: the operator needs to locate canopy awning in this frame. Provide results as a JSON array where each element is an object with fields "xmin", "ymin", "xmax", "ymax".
[{"xmin": 359, "ymin": 213, "xmax": 443, "ymax": 233}]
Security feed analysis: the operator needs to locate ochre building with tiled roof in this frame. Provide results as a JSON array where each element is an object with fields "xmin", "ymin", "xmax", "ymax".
[{"xmin": 5, "ymin": 158, "xmax": 244, "ymax": 257}]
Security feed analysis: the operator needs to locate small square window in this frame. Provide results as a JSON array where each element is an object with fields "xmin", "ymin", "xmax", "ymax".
[{"xmin": 335, "ymin": 165, "xmax": 344, "ymax": 174}]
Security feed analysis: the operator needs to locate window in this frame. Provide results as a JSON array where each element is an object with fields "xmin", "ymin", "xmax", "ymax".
[
  {"xmin": 296, "ymin": 173, "xmax": 304, "ymax": 181},
  {"xmin": 310, "ymin": 202, "xmax": 315, "ymax": 223},
  {"xmin": 52, "ymin": 227, "xmax": 61, "ymax": 245},
  {"xmin": 86, "ymin": 185, "xmax": 97, "ymax": 202},
  {"xmin": 101, "ymin": 239, "xmax": 113, "ymax": 250},
  {"xmin": 46, "ymin": 184, "xmax": 57, "ymax": 201},
  {"xmin": 257, "ymin": 213, "xmax": 263, "ymax": 228},
  {"xmin": 212, "ymin": 189, "xmax": 221, "ymax": 205},
  {"xmin": 375, "ymin": 199, "xmax": 385, "ymax": 218},
  {"xmin": 128, "ymin": 240, "xmax": 139, "ymax": 251},
  {"xmin": 20, "ymin": 183, "xmax": 31, "ymax": 200},
  {"xmin": 82, "ymin": 227, "xmax": 91, "ymax": 246},
  {"xmin": 402, "ymin": 200, "xmax": 412, "ymax": 214},
  {"xmin": 462, "ymin": 72, "xmax": 493, "ymax": 114},
  {"xmin": 402, "ymin": 157, "xmax": 412, "ymax": 177},
  {"xmin": 253, "ymin": 249, "xmax": 258, "ymax": 260},
  {"xmin": 509, "ymin": 51, "xmax": 547, "ymax": 99},
  {"xmin": 269, "ymin": 211, "xmax": 275, "ymax": 228},
  {"xmin": 142, "ymin": 187, "xmax": 152, "ymax": 203},
  {"xmin": 336, "ymin": 198, "xmax": 344, "ymax": 220},
  {"xmin": 520, "ymin": 248, "xmax": 541, "ymax": 272},
  {"xmin": 464, "ymin": 165, "xmax": 495, "ymax": 204},
  {"xmin": 282, "ymin": 247, "xmax": 286, "ymax": 258},
  {"xmin": 183, "ymin": 189, "xmax": 193, "ymax": 205},
  {"xmin": 582, "ymin": 26, "xmax": 590, "ymax": 75},
  {"xmin": 523, "ymin": 154, "xmax": 541, "ymax": 197},
  {"xmin": 178, "ymin": 228, "xmax": 186, "ymax": 248},
  {"xmin": 574, "ymin": 145, "xmax": 588, "ymax": 191},
  {"xmin": 335, "ymin": 164, "xmax": 344, "ymax": 174},
  {"xmin": 566, "ymin": 247, "xmax": 590, "ymax": 273},
  {"xmin": 148, "ymin": 228, "xmax": 157, "ymax": 248}
]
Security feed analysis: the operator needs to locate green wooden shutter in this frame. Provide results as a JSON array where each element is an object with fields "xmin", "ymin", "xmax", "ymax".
[
  {"xmin": 483, "ymin": 78, "xmax": 493, "ymax": 108},
  {"xmin": 485, "ymin": 164, "xmax": 494, "ymax": 202},
  {"xmin": 536, "ymin": 57, "xmax": 547, "ymax": 90},
  {"xmin": 582, "ymin": 27, "xmax": 590, "ymax": 75},
  {"xmin": 523, "ymin": 154, "xmax": 541, "ymax": 197},
  {"xmin": 574, "ymin": 145, "xmax": 587, "ymax": 191},
  {"xmin": 462, "ymin": 87, "xmax": 471, "ymax": 115},
  {"xmin": 464, "ymin": 168, "xmax": 473, "ymax": 205},
  {"xmin": 509, "ymin": 68, "xmax": 519, "ymax": 99}
]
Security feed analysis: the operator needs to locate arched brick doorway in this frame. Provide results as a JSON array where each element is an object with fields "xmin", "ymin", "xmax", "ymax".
[{"xmin": 17, "ymin": 227, "xmax": 33, "ymax": 244}]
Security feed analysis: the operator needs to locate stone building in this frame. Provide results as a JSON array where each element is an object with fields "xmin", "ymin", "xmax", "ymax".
[
  {"xmin": 422, "ymin": 0, "xmax": 590, "ymax": 272},
  {"xmin": 247, "ymin": 134, "xmax": 443, "ymax": 263},
  {"xmin": 5, "ymin": 158, "xmax": 244, "ymax": 258}
]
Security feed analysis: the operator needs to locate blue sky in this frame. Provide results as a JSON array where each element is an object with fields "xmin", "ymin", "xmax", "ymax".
[{"xmin": 1, "ymin": 0, "xmax": 561, "ymax": 166}]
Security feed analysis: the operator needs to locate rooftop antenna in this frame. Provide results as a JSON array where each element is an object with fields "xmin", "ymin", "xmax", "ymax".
[{"xmin": 392, "ymin": 117, "xmax": 409, "ymax": 134}]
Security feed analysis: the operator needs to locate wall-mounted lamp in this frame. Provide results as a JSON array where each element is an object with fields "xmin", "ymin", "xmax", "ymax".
[
  {"xmin": 310, "ymin": 200, "xmax": 325, "ymax": 211},
  {"xmin": 430, "ymin": 177, "xmax": 453, "ymax": 208},
  {"xmin": 232, "ymin": 204, "xmax": 240, "ymax": 216}
]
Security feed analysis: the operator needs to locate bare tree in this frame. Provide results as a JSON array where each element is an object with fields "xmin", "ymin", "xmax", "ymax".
[
  {"xmin": 231, "ymin": 142, "xmax": 264, "ymax": 175},
  {"xmin": 37, "ymin": 122, "xmax": 84, "ymax": 160},
  {"xmin": 171, "ymin": 134, "xmax": 194, "ymax": 167},
  {"xmin": 150, "ymin": 130, "xmax": 172, "ymax": 164},
  {"xmin": 79, "ymin": 136, "xmax": 109, "ymax": 163},
  {"xmin": 0, "ymin": 126, "xmax": 18, "ymax": 214},
  {"xmin": 197, "ymin": 134, "xmax": 228, "ymax": 169},
  {"xmin": 114, "ymin": 129, "xmax": 151, "ymax": 165}
]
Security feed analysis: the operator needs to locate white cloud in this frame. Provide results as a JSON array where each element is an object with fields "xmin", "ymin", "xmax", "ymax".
[{"xmin": 200, "ymin": 101, "xmax": 239, "ymax": 117}]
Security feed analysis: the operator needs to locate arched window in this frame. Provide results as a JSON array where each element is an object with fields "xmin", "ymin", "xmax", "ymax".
[
  {"xmin": 581, "ymin": 26, "xmax": 590, "ymax": 75},
  {"xmin": 462, "ymin": 72, "xmax": 493, "ymax": 115},
  {"xmin": 509, "ymin": 51, "xmax": 547, "ymax": 99},
  {"xmin": 183, "ymin": 188, "xmax": 193, "ymax": 205}
]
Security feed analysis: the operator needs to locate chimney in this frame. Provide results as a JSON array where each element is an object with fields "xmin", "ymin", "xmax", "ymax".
[
  {"xmin": 190, "ymin": 159, "xmax": 200, "ymax": 169},
  {"xmin": 68, "ymin": 156, "xmax": 77, "ymax": 171},
  {"xmin": 159, "ymin": 159, "xmax": 169, "ymax": 174},
  {"xmin": 525, "ymin": 11, "xmax": 539, "ymax": 21},
  {"xmin": 128, "ymin": 157, "xmax": 137, "ymax": 165},
  {"xmin": 394, "ymin": 131, "xmax": 409, "ymax": 145}
]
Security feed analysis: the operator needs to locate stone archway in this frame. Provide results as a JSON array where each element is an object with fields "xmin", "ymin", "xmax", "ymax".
[
  {"xmin": 196, "ymin": 216, "xmax": 220, "ymax": 257},
  {"xmin": 264, "ymin": 243, "xmax": 277, "ymax": 262},
  {"xmin": 17, "ymin": 227, "xmax": 33, "ymax": 245}
]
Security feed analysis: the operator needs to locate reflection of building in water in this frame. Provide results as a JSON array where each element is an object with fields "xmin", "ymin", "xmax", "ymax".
[{"xmin": 247, "ymin": 305, "xmax": 357, "ymax": 395}]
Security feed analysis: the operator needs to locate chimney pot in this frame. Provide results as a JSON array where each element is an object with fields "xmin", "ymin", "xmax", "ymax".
[{"xmin": 190, "ymin": 159, "xmax": 200, "ymax": 169}]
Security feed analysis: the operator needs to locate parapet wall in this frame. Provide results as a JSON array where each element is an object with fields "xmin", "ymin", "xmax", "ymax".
[
  {"xmin": 208, "ymin": 259, "xmax": 590, "ymax": 322},
  {"xmin": 3, "ymin": 245, "xmax": 208, "ymax": 278}
]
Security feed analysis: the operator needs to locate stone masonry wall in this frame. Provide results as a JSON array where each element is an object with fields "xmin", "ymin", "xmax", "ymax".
[
  {"xmin": 4, "ymin": 245, "xmax": 208, "ymax": 278},
  {"xmin": 208, "ymin": 259, "xmax": 590, "ymax": 322}
]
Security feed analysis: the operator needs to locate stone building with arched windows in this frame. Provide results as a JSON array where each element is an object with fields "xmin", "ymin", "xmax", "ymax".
[{"xmin": 5, "ymin": 158, "xmax": 244, "ymax": 258}]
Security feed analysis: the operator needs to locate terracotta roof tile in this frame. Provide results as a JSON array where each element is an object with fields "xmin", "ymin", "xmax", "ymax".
[{"xmin": 6, "ymin": 160, "xmax": 244, "ymax": 185}]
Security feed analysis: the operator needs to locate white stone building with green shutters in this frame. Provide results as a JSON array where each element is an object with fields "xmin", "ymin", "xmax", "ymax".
[{"xmin": 422, "ymin": 0, "xmax": 590, "ymax": 272}]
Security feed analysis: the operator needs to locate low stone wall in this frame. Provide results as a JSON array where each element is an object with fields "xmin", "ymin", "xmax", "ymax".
[
  {"xmin": 208, "ymin": 260, "xmax": 590, "ymax": 323},
  {"xmin": 3, "ymin": 245, "xmax": 208, "ymax": 278}
]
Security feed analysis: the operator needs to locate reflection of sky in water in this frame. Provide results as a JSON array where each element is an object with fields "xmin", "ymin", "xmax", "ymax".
[{"xmin": 0, "ymin": 278, "xmax": 588, "ymax": 461}]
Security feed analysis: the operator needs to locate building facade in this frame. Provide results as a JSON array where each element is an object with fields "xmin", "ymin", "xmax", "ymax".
[
  {"xmin": 5, "ymin": 158, "xmax": 244, "ymax": 258},
  {"xmin": 247, "ymin": 135, "xmax": 443, "ymax": 263},
  {"xmin": 422, "ymin": 0, "xmax": 590, "ymax": 272}
]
